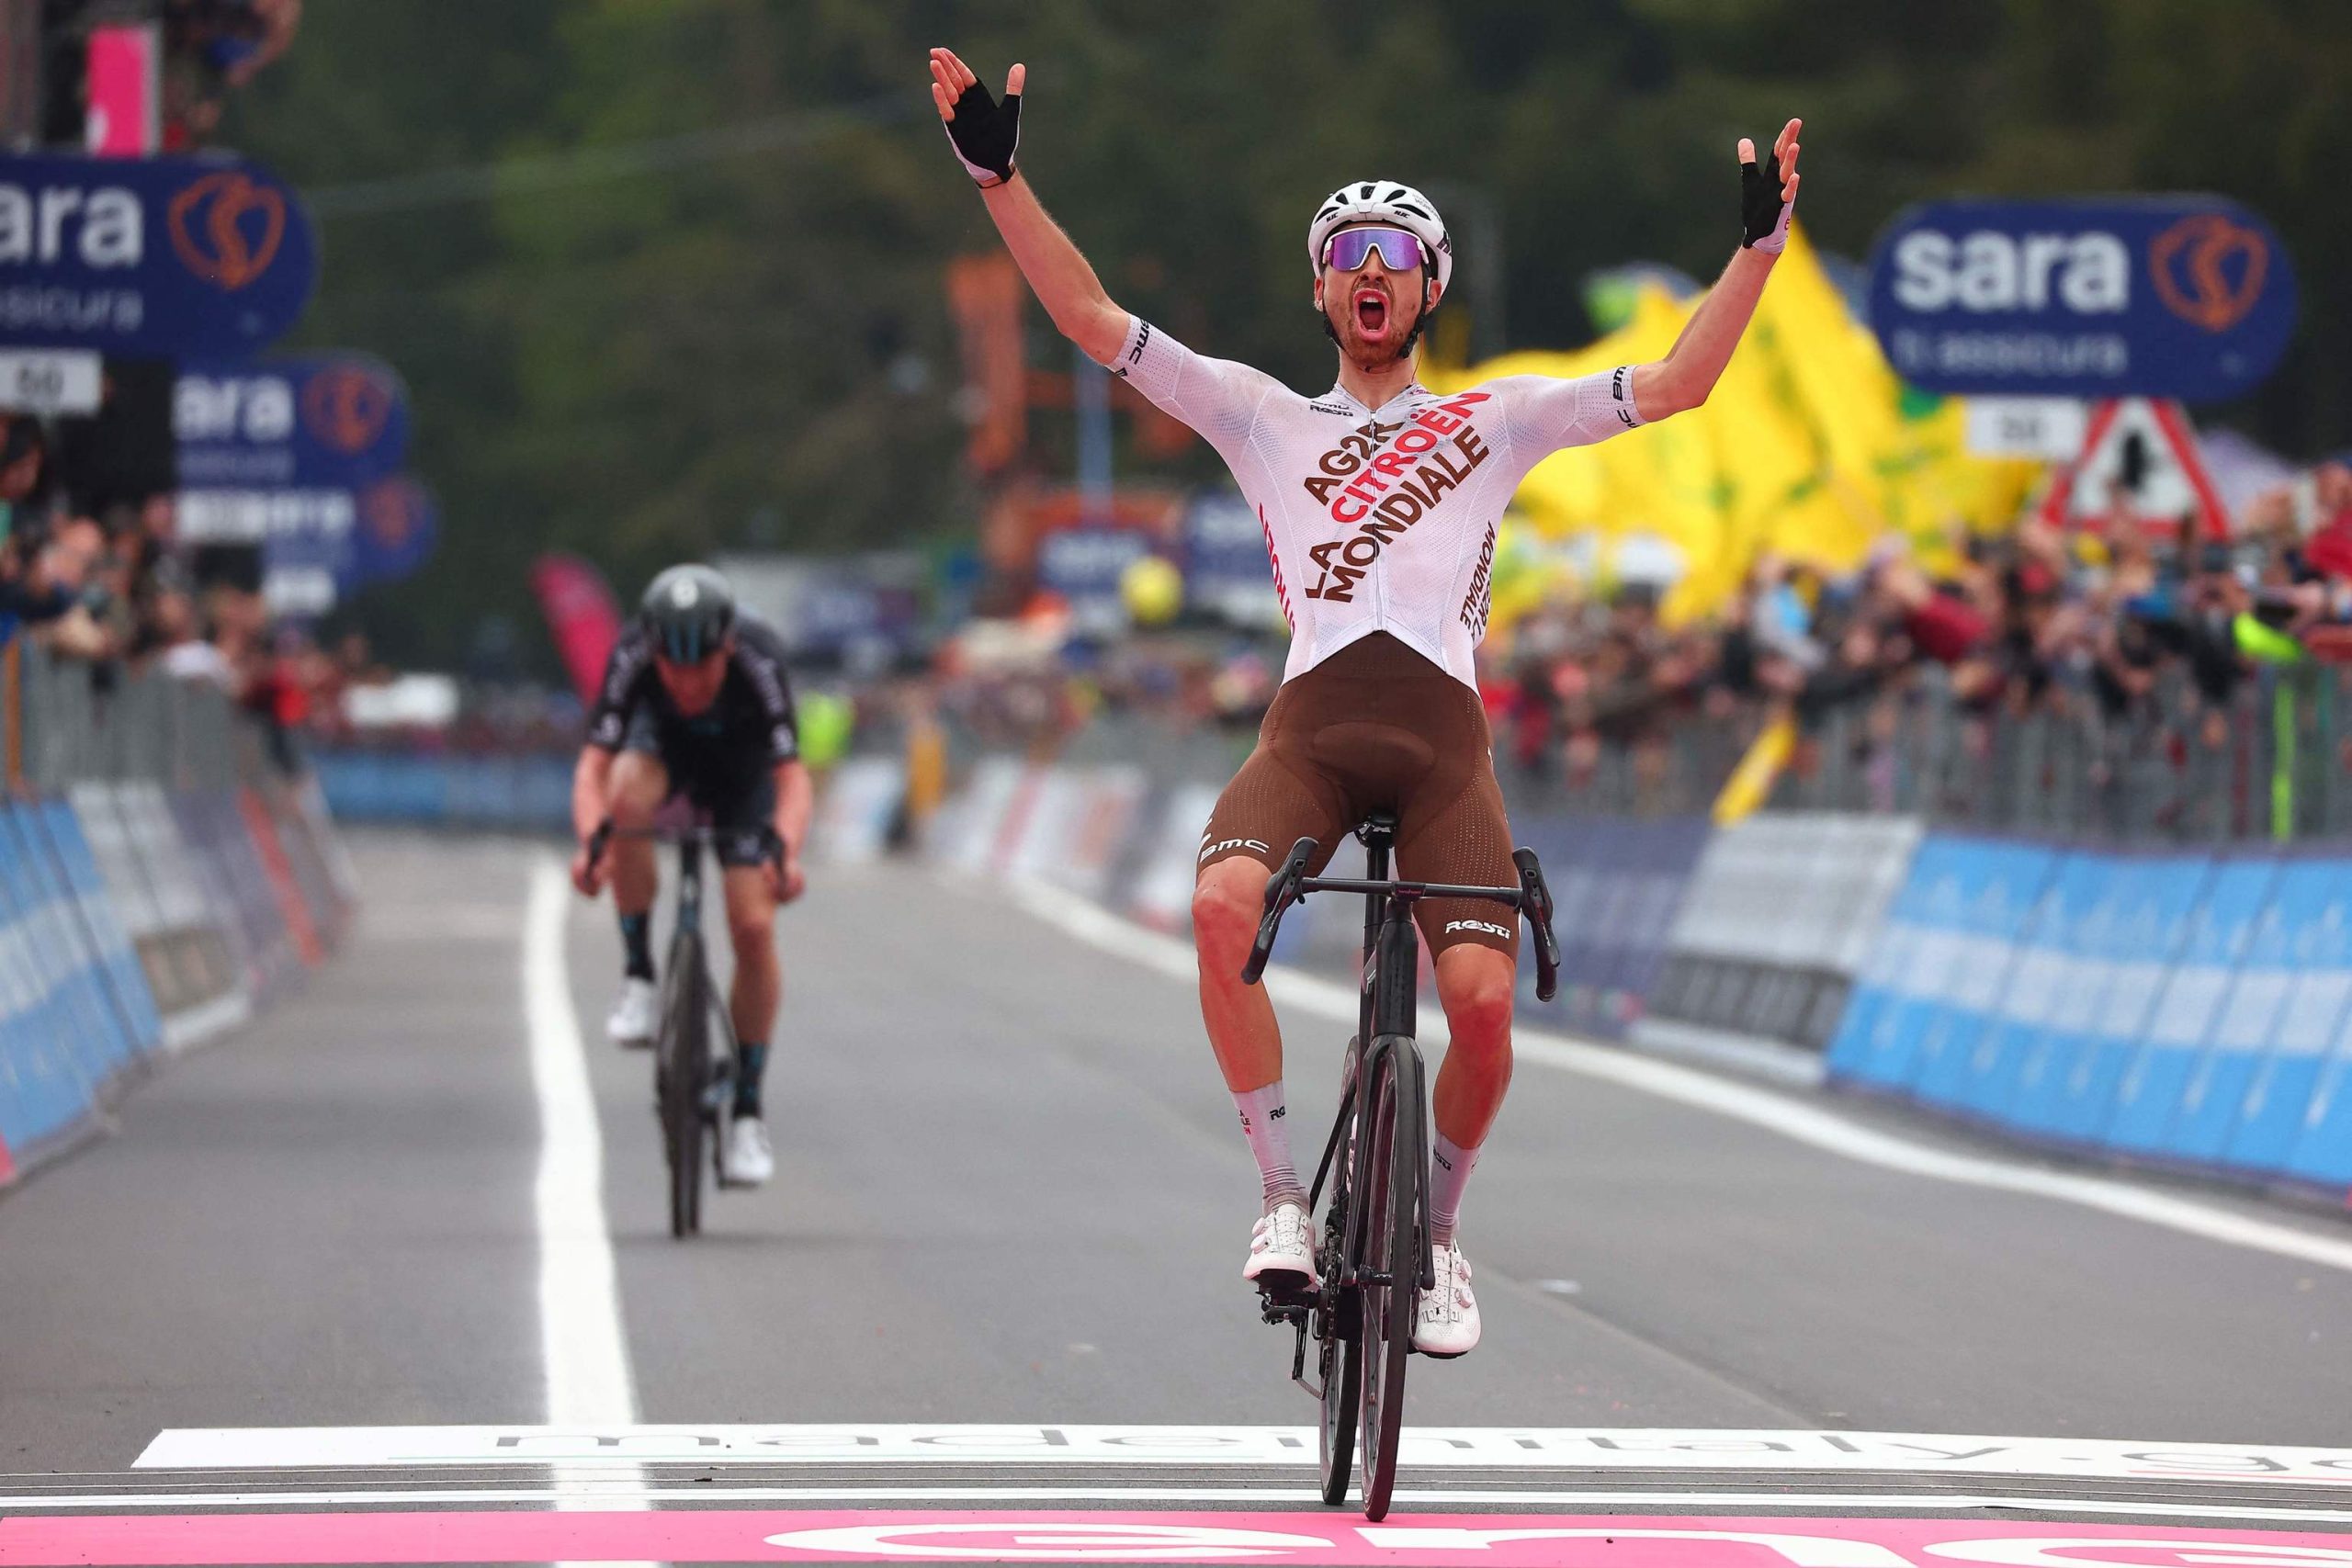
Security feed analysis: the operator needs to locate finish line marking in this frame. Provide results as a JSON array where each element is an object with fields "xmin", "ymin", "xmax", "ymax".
[
  {"xmin": 6, "ymin": 1508, "xmax": 2352, "ymax": 1566},
  {"xmin": 13, "ymin": 1488, "xmax": 2352, "ymax": 1525},
  {"xmin": 134, "ymin": 1426, "xmax": 2352, "ymax": 1485},
  {"xmin": 996, "ymin": 876, "xmax": 2352, "ymax": 1277}
]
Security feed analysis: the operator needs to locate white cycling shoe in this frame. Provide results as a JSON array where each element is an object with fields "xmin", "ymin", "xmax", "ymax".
[
  {"xmin": 1413, "ymin": 1242, "xmax": 1481, "ymax": 1358},
  {"xmin": 605, "ymin": 976, "xmax": 658, "ymax": 1047},
  {"xmin": 1243, "ymin": 1201, "xmax": 1318, "ymax": 1290},
  {"xmin": 725, "ymin": 1116, "xmax": 775, "ymax": 1187}
]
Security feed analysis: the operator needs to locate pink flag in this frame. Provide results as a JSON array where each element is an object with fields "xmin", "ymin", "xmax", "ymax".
[{"xmin": 530, "ymin": 553, "xmax": 624, "ymax": 707}]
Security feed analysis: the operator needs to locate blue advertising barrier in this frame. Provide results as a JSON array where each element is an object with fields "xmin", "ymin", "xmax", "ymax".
[
  {"xmin": 2167, "ymin": 858, "xmax": 2329, "ymax": 1164},
  {"xmin": 0, "ymin": 806, "xmax": 130, "ymax": 1087},
  {"xmin": 1510, "ymin": 815, "xmax": 1708, "ymax": 1041},
  {"xmin": 2030, "ymin": 852, "xmax": 2211, "ymax": 1144},
  {"xmin": 2222, "ymin": 860, "xmax": 2352, "ymax": 1175},
  {"xmin": 1910, "ymin": 841, "xmax": 2067, "ymax": 1111},
  {"xmin": 1824, "ymin": 837, "xmax": 1957, "ymax": 1087},
  {"xmin": 2285, "ymin": 1006, "xmax": 2352, "ymax": 1190},
  {"xmin": 35, "ymin": 798, "xmax": 163, "ymax": 1058},
  {"xmin": 2003, "ymin": 852, "xmax": 2150, "ymax": 1138},
  {"xmin": 1948, "ymin": 851, "xmax": 2110, "ymax": 1122},
  {"xmin": 1876, "ymin": 838, "xmax": 2058, "ymax": 1105},
  {"xmin": 2103, "ymin": 854, "xmax": 2280, "ymax": 1156},
  {"xmin": 0, "ymin": 152, "xmax": 318, "ymax": 357},
  {"xmin": 1865, "ymin": 196, "xmax": 2300, "ymax": 401},
  {"xmin": 0, "ymin": 807, "xmax": 105, "ymax": 1156},
  {"xmin": 312, "ymin": 750, "xmax": 575, "ymax": 831},
  {"xmin": 1599, "ymin": 818, "xmax": 1711, "ymax": 1036}
]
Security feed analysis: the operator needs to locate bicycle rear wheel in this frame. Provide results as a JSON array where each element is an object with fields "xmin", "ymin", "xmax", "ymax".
[
  {"xmin": 1356, "ymin": 1035, "xmax": 1420, "ymax": 1521},
  {"xmin": 658, "ymin": 932, "xmax": 711, "ymax": 1238}
]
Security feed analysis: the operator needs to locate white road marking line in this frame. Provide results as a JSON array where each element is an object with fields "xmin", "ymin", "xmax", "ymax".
[
  {"xmin": 524, "ymin": 860, "xmax": 652, "ymax": 1568},
  {"xmin": 999, "ymin": 876, "xmax": 2352, "ymax": 1278},
  {"xmin": 5, "ymin": 1486, "xmax": 2352, "ymax": 1525},
  {"xmin": 127, "ymin": 1424, "xmax": 2352, "ymax": 1483}
]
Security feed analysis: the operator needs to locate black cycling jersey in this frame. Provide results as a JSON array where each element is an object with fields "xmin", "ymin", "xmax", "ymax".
[{"xmin": 586, "ymin": 612, "xmax": 800, "ymax": 767}]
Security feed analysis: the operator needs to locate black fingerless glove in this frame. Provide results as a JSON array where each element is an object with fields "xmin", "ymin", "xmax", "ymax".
[
  {"xmin": 1740, "ymin": 146, "xmax": 1792, "ymax": 253},
  {"xmin": 943, "ymin": 78, "xmax": 1021, "ymax": 186}
]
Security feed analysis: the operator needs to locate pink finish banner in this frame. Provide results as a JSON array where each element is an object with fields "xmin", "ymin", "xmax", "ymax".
[{"xmin": 5, "ymin": 1509, "xmax": 2352, "ymax": 1565}]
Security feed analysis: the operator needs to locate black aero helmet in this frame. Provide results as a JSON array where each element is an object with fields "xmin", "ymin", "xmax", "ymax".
[{"xmin": 641, "ymin": 563, "xmax": 736, "ymax": 663}]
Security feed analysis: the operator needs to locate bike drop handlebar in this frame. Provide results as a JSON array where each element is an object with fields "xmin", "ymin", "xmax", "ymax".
[{"xmin": 1239, "ymin": 835, "xmax": 1563, "ymax": 1002}]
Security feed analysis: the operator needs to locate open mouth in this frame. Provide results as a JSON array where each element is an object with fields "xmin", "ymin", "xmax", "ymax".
[{"xmin": 1353, "ymin": 288, "xmax": 1390, "ymax": 338}]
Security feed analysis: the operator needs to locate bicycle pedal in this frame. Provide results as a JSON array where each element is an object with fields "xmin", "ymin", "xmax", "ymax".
[{"xmin": 1254, "ymin": 1272, "xmax": 1316, "ymax": 1315}]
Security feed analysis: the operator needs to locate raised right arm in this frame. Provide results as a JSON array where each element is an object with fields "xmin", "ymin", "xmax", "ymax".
[{"xmin": 930, "ymin": 49, "xmax": 1126, "ymax": 366}]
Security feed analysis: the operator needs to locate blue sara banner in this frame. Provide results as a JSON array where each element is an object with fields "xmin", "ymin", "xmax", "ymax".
[
  {"xmin": 0, "ymin": 152, "xmax": 317, "ymax": 357},
  {"xmin": 347, "ymin": 474, "xmax": 437, "ymax": 588},
  {"xmin": 177, "ymin": 353, "xmax": 410, "ymax": 490},
  {"xmin": 1864, "ymin": 196, "xmax": 2299, "ymax": 402}
]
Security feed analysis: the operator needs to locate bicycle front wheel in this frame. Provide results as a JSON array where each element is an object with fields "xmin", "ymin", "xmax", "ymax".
[
  {"xmin": 658, "ymin": 933, "xmax": 711, "ymax": 1238},
  {"xmin": 1356, "ymin": 1035, "xmax": 1420, "ymax": 1521},
  {"xmin": 1317, "ymin": 1039, "xmax": 1364, "ymax": 1506}
]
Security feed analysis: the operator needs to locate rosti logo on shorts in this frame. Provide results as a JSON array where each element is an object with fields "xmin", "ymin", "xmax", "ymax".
[
  {"xmin": 2150, "ymin": 211, "xmax": 2270, "ymax": 333},
  {"xmin": 1200, "ymin": 836, "xmax": 1272, "ymax": 862},
  {"xmin": 166, "ymin": 170, "xmax": 287, "ymax": 291},
  {"xmin": 301, "ymin": 363, "xmax": 396, "ymax": 454},
  {"xmin": 1445, "ymin": 919, "xmax": 1510, "ymax": 940}
]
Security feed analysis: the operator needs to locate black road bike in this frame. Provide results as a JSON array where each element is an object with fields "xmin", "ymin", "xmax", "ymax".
[
  {"xmin": 588, "ymin": 820, "xmax": 772, "ymax": 1238},
  {"xmin": 1239, "ymin": 812, "xmax": 1559, "ymax": 1521}
]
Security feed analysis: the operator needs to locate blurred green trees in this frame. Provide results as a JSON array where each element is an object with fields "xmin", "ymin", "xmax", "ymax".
[{"xmin": 221, "ymin": 0, "xmax": 2352, "ymax": 669}]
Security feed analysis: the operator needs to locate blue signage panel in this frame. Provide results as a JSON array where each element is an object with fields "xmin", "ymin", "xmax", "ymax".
[
  {"xmin": 178, "ymin": 354, "xmax": 410, "ymax": 490},
  {"xmin": 347, "ymin": 474, "xmax": 437, "ymax": 589},
  {"xmin": 1865, "ymin": 197, "xmax": 2298, "ymax": 402},
  {"xmin": 0, "ymin": 152, "xmax": 318, "ymax": 357}
]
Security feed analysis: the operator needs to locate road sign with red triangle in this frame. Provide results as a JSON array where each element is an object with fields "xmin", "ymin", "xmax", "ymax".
[{"xmin": 2040, "ymin": 397, "xmax": 2230, "ymax": 539}]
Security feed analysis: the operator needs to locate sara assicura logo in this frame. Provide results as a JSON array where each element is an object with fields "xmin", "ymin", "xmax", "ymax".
[{"xmin": 166, "ymin": 169, "xmax": 287, "ymax": 291}]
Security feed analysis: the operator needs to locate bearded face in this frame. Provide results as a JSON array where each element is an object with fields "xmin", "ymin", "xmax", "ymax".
[{"xmin": 1317, "ymin": 240, "xmax": 1434, "ymax": 369}]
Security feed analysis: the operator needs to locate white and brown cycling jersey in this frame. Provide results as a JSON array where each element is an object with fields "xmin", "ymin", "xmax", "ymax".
[{"xmin": 1110, "ymin": 314, "xmax": 1645, "ymax": 691}]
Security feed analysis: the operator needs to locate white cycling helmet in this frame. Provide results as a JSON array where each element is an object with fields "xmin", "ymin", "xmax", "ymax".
[{"xmin": 1306, "ymin": 179, "xmax": 1453, "ymax": 296}]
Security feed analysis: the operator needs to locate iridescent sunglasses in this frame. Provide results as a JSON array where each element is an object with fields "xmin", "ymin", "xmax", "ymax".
[{"xmin": 1321, "ymin": 225, "xmax": 1429, "ymax": 273}]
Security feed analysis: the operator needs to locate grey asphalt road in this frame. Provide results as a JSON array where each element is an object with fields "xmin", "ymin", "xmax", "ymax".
[{"xmin": 5, "ymin": 830, "xmax": 2352, "ymax": 1487}]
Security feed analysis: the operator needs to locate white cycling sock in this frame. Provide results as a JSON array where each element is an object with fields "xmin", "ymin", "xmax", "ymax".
[
  {"xmin": 1429, "ymin": 1131, "xmax": 1481, "ymax": 1248},
  {"xmin": 1232, "ymin": 1081, "xmax": 1306, "ymax": 1213}
]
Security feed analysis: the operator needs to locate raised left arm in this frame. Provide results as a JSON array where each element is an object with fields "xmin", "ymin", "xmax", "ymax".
[{"xmin": 1633, "ymin": 118, "xmax": 1802, "ymax": 423}]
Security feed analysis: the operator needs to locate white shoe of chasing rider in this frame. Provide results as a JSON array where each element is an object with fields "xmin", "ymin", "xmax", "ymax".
[
  {"xmin": 605, "ymin": 976, "xmax": 658, "ymax": 1047},
  {"xmin": 1243, "ymin": 1201, "xmax": 1318, "ymax": 1290},
  {"xmin": 1413, "ymin": 1242, "xmax": 1481, "ymax": 1358},
  {"xmin": 726, "ymin": 1116, "xmax": 775, "ymax": 1187}
]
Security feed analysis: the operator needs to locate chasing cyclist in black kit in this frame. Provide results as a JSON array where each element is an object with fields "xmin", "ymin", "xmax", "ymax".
[{"xmin": 571, "ymin": 564, "xmax": 813, "ymax": 1186}]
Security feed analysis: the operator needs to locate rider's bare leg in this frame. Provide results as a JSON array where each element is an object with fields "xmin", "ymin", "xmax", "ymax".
[
  {"xmin": 1194, "ymin": 854, "xmax": 1306, "ymax": 1211},
  {"xmin": 605, "ymin": 753, "xmax": 668, "ymax": 967},
  {"xmin": 1193, "ymin": 853, "xmax": 1285, "ymax": 1091},
  {"xmin": 720, "ymin": 864, "xmax": 781, "ymax": 1115},
  {"xmin": 1429, "ymin": 943, "xmax": 1516, "ymax": 1246}
]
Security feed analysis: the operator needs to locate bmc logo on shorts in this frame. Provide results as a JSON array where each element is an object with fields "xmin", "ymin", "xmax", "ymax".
[
  {"xmin": 1199, "ymin": 837, "xmax": 1272, "ymax": 862},
  {"xmin": 1445, "ymin": 919, "xmax": 1511, "ymax": 940}
]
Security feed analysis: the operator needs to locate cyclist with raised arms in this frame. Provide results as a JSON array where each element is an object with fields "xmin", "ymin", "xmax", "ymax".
[
  {"xmin": 571, "ymin": 564, "xmax": 813, "ymax": 1186},
  {"xmin": 931, "ymin": 46, "xmax": 1799, "ymax": 1355}
]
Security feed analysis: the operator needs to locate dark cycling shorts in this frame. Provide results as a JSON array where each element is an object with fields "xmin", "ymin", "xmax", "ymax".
[
  {"xmin": 1198, "ymin": 632, "xmax": 1519, "ymax": 959},
  {"xmin": 621, "ymin": 708, "xmax": 778, "ymax": 870}
]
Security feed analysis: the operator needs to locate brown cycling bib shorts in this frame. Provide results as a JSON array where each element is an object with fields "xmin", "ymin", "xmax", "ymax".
[{"xmin": 1198, "ymin": 631, "xmax": 1520, "ymax": 959}]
